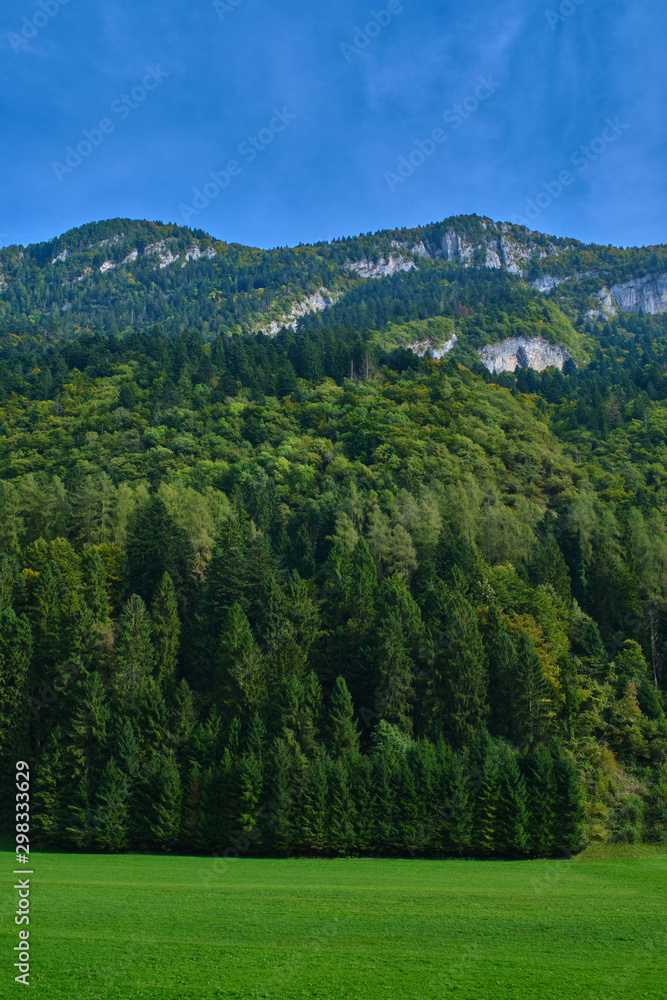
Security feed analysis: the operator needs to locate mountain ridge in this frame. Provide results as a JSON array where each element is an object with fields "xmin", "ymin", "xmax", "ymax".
[{"xmin": 0, "ymin": 213, "xmax": 665, "ymax": 375}]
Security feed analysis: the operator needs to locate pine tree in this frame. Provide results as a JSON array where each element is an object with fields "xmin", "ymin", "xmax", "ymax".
[
  {"xmin": 264, "ymin": 738, "xmax": 296, "ymax": 855},
  {"xmin": 151, "ymin": 572, "xmax": 180, "ymax": 689},
  {"xmin": 0, "ymin": 610, "xmax": 32, "ymax": 798},
  {"xmin": 513, "ymin": 634, "xmax": 551, "ymax": 746},
  {"xmin": 522, "ymin": 744, "xmax": 556, "ymax": 857},
  {"xmin": 529, "ymin": 525, "xmax": 572, "ymax": 603},
  {"xmin": 326, "ymin": 755, "xmax": 355, "ymax": 855},
  {"xmin": 483, "ymin": 607, "xmax": 516, "ymax": 739},
  {"xmin": 438, "ymin": 746, "xmax": 472, "ymax": 857},
  {"xmin": 326, "ymin": 676, "xmax": 360, "ymax": 757},
  {"xmin": 394, "ymin": 753, "xmax": 419, "ymax": 855},
  {"xmin": 68, "ymin": 672, "xmax": 110, "ymax": 776},
  {"xmin": 30, "ymin": 562, "xmax": 67, "ymax": 673},
  {"xmin": 495, "ymin": 744, "xmax": 529, "ymax": 858},
  {"xmin": 233, "ymin": 752, "xmax": 264, "ymax": 853},
  {"xmin": 94, "ymin": 758, "xmax": 130, "ymax": 852},
  {"xmin": 152, "ymin": 753, "xmax": 184, "ymax": 852},
  {"xmin": 81, "ymin": 548, "xmax": 109, "ymax": 622},
  {"xmin": 113, "ymin": 594, "xmax": 155, "ymax": 710},
  {"xmin": 125, "ymin": 495, "xmax": 194, "ymax": 609},
  {"xmin": 245, "ymin": 712, "xmax": 268, "ymax": 759},
  {"xmin": 215, "ymin": 603, "xmax": 267, "ymax": 722},
  {"xmin": 422, "ymin": 582, "xmax": 488, "ymax": 748},
  {"xmin": 33, "ymin": 727, "xmax": 64, "ymax": 844},
  {"xmin": 288, "ymin": 524, "xmax": 316, "ymax": 579},
  {"xmin": 374, "ymin": 612, "xmax": 416, "ymax": 735},
  {"xmin": 170, "ymin": 678, "xmax": 197, "ymax": 756},
  {"xmin": 298, "ymin": 750, "xmax": 328, "ymax": 853},
  {"xmin": 551, "ymin": 744, "xmax": 585, "ymax": 857},
  {"xmin": 467, "ymin": 734, "xmax": 498, "ymax": 858},
  {"xmin": 371, "ymin": 576, "xmax": 423, "ymax": 735}
]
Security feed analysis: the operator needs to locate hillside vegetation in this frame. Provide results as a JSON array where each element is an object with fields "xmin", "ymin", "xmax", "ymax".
[{"xmin": 0, "ymin": 216, "xmax": 666, "ymax": 857}]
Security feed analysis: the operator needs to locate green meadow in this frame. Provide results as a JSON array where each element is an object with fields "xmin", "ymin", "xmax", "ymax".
[{"xmin": 2, "ymin": 849, "xmax": 666, "ymax": 999}]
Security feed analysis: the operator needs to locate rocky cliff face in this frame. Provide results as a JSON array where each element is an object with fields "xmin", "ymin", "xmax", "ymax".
[
  {"xmin": 407, "ymin": 333, "xmax": 458, "ymax": 359},
  {"xmin": 260, "ymin": 288, "xmax": 337, "ymax": 335},
  {"xmin": 346, "ymin": 255, "xmax": 416, "ymax": 279},
  {"xmin": 479, "ymin": 337, "xmax": 573, "ymax": 374},
  {"xmin": 606, "ymin": 273, "xmax": 667, "ymax": 314},
  {"xmin": 393, "ymin": 221, "xmax": 570, "ymax": 277}
]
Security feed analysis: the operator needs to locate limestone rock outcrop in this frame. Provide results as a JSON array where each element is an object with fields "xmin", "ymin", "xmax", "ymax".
[
  {"xmin": 346, "ymin": 255, "xmax": 417, "ymax": 279},
  {"xmin": 407, "ymin": 334, "xmax": 458, "ymax": 359},
  {"xmin": 260, "ymin": 288, "xmax": 337, "ymax": 335},
  {"xmin": 479, "ymin": 336, "xmax": 573, "ymax": 373},
  {"xmin": 607, "ymin": 273, "xmax": 667, "ymax": 314}
]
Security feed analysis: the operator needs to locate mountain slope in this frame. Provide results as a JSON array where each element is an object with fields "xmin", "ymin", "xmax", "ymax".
[{"xmin": 1, "ymin": 215, "xmax": 665, "ymax": 370}]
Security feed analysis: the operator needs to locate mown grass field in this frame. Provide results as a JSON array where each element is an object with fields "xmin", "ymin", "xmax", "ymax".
[{"xmin": 1, "ymin": 848, "xmax": 666, "ymax": 999}]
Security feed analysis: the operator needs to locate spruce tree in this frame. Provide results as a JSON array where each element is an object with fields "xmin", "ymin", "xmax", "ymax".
[
  {"xmin": 152, "ymin": 753, "xmax": 184, "ymax": 852},
  {"xmin": 467, "ymin": 733, "xmax": 498, "ymax": 858},
  {"xmin": 151, "ymin": 572, "xmax": 180, "ymax": 689},
  {"xmin": 522, "ymin": 744, "xmax": 556, "ymax": 857},
  {"xmin": 33, "ymin": 727, "xmax": 64, "ymax": 844},
  {"xmin": 196, "ymin": 764, "xmax": 223, "ymax": 853},
  {"xmin": 529, "ymin": 525, "xmax": 572, "ymax": 603},
  {"xmin": 326, "ymin": 676, "xmax": 360, "ymax": 757},
  {"xmin": 495, "ymin": 744, "xmax": 529, "ymax": 858},
  {"xmin": 394, "ymin": 753, "xmax": 419, "ymax": 855},
  {"xmin": 170, "ymin": 679, "xmax": 197, "ymax": 756},
  {"xmin": 369, "ymin": 744, "xmax": 396, "ymax": 853},
  {"xmin": 113, "ymin": 594, "xmax": 155, "ymax": 710},
  {"xmin": 372, "ymin": 576, "xmax": 424, "ymax": 735},
  {"xmin": 81, "ymin": 548, "xmax": 109, "ymax": 622},
  {"xmin": 326, "ymin": 755, "xmax": 355, "ymax": 855},
  {"xmin": 30, "ymin": 562, "xmax": 67, "ymax": 673},
  {"xmin": 513, "ymin": 634, "xmax": 551, "ymax": 746},
  {"xmin": 422, "ymin": 582, "xmax": 488, "ymax": 748},
  {"xmin": 439, "ymin": 746, "xmax": 472, "ymax": 857},
  {"xmin": 350, "ymin": 753, "xmax": 374, "ymax": 853},
  {"xmin": 234, "ymin": 752, "xmax": 264, "ymax": 850},
  {"xmin": 551, "ymin": 744, "xmax": 585, "ymax": 856},
  {"xmin": 0, "ymin": 610, "xmax": 32, "ymax": 798},
  {"xmin": 483, "ymin": 606, "xmax": 516, "ymax": 739},
  {"xmin": 125, "ymin": 495, "xmax": 194, "ymax": 610},
  {"xmin": 265, "ymin": 738, "xmax": 296, "ymax": 855},
  {"xmin": 298, "ymin": 749, "xmax": 328, "ymax": 854},
  {"xmin": 214, "ymin": 603, "xmax": 267, "ymax": 722},
  {"xmin": 94, "ymin": 759, "xmax": 130, "ymax": 852}
]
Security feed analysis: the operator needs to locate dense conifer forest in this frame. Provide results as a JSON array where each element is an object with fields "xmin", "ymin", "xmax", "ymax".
[{"xmin": 1, "ymin": 216, "xmax": 666, "ymax": 858}]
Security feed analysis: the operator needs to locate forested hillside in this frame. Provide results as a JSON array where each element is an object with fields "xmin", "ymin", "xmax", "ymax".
[{"xmin": 0, "ymin": 216, "xmax": 666, "ymax": 859}]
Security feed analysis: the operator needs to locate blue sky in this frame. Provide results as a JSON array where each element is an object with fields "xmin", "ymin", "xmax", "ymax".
[{"xmin": 0, "ymin": 0, "xmax": 665, "ymax": 250}]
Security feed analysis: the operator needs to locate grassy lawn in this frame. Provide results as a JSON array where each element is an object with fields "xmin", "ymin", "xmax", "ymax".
[{"xmin": 1, "ymin": 849, "xmax": 666, "ymax": 999}]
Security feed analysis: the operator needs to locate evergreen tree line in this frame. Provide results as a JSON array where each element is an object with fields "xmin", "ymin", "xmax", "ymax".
[
  {"xmin": 0, "ymin": 494, "xmax": 596, "ymax": 858},
  {"xmin": 3, "ymin": 482, "xmax": 666, "ymax": 857}
]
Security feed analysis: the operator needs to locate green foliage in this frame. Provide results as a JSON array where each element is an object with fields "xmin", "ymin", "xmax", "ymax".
[{"xmin": 1, "ymin": 216, "xmax": 666, "ymax": 856}]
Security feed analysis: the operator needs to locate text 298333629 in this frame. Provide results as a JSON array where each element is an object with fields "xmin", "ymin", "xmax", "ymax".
[{"xmin": 13, "ymin": 761, "xmax": 31, "ymax": 987}]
